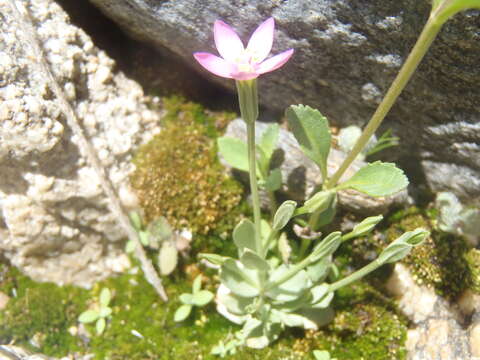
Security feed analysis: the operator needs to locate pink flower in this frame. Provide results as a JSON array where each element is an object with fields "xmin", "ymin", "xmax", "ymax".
[{"xmin": 193, "ymin": 18, "xmax": 294, "ymax": 81}]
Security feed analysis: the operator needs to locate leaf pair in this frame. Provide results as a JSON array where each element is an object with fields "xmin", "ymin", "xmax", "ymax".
[
  {"xmin": 78, "ymin": 288, "xmax": 113, "ymax": 335},
  {"xmin": 174, "ymin": 275, "xmax": 214, "ymax": 322}
]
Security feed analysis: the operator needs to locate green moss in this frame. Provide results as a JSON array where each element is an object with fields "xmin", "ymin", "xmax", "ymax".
[
  {"xmin": 131, "ymin": 97, "xmax": 243, "ymax": 237},
  {"xmin": 385, "ymin": 207, "xmax": 471, "ymax": 298},
  {"xmin": 293, "ymin": 282, "xmax": 408, "ymax": 360},
  {"xmin": 465, "ymin": 248, "xmax": 480, "ymax": 294},
  {"xmin": 0, "ymin": 266, "xmax": 89, "ymax": 357}
]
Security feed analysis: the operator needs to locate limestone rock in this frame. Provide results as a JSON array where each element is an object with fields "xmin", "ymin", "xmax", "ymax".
[
  {"xmin": 0, "ymin": 0, "xmax": 161, "ymax": 286},
  {"xmin": 223, "ymin": 118, "xmax": 408, "ymax": 214},
  {"xmin": 88, "ymin": 0, "xmax": 480, "ymax": 202}
]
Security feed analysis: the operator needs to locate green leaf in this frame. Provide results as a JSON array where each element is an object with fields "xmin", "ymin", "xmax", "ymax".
[
  {"xmin": 220, "ymin": 259, "xmax": 259, "ymax": 298},
  {"xmin": 192, "ymin": 290, "xmax": 214, "ymax": 307},
  {"xmin": 174, "ymin": 304, "xmax": 192, "ymax": 322},
  {"xmin": 264, "ymin": 168, "xmax": 282, "ymax": 191},
  {"xmin": 295, "ymin": 191, "xmax": 335, "ymax": 216},
  {"xmin": 272, "ymin": 200, "xmax": 297, "ymax": 231},
  {"xmin": 99, "ymin": 288, "xmax": 111, "ymax": 307},
  {"xmin": 311, "ymin": 232, "xmax": 342, "ymax": 262},
  {"xmin": 344, "ymin": 215, "xmax": 383, "ymax": 240},
  {"xmin": 129, "ymin": 211, "xmax": 143, "ymax": 230},
  {"xmin": 179, "ymin": 293, "xmax": 194, "ymax": 305},
  {"xmin": 147, "ymin": 216, "xmax": 172, "ymax": 243},
  {"xmin": 313, "ymin": 350, "xmax": 332, "ymax": 360},
  {"xmin": 338, "ymin": 161, "xmax": 408, "ymax": 197},
  {"xmin": 158, "ymin": 241, "xmax": 178, "ymax": 276},
  {"xmin": 125, "ymin": 240, "xmax": 136, "ymax": 253},
  {"xmin": 198, "ymin": 253, "xmax": 230, "ymax": 266},
  {"xmin": 192, "ymin": 275, "xmax": 202, "ymax": 294},
  {"xmin": 240, "ymin": 250, "xmax": 270, "ymax": 272},
  {"xmin": 96, "ymin": 317, "xmax": 106, "ymax": 335},
  {"xmin": 233, "ymin": 219, "xmax": 256, "ymax": 254},
  {"xmin": 139, "ymin": 230, "xmax": 149, "ymax": 246},
  {"xmin": 258, "ymin": 123, "xmax": 279, "ymax": 161},
  {"xmin": 266, "ymin": 265, "xmax": 311, "ymax": 302},
  {"xmin": 98, "ymin": 306, "xmax": 112, "ymax": 318},
  {"xmin": 217, "ymin": 136, "xmax": 249, "ymax": 172},
  {"xmin": 286, "ymin": 105, "xmax": 331, "ymax": 180},
  {"xmin": 78, "ymin": 309, "xmax": 100, "ymax": 323},
  {"xmin": 306, "ymin": 258, "xmax": 330, "ymax": 283},
  {"xmin": 377, "ymin": 228, "xmax": 429, "ymax": 264}
]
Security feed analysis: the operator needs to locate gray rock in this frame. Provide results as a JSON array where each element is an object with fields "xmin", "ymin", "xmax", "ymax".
[
  {"xmin": 224, "ymin": 119, "xmax": 408, "ymax": 214},
  {"xmin": 0, "ymin": 0, "xmax": 161, "ymax": 286},
  {"xmin": 88, "ymin": 0, "xmax": 480, "ymax": 202},
  {"xmin": 387, "ymin": 264, "xmax": 474, "ymax": 360}
]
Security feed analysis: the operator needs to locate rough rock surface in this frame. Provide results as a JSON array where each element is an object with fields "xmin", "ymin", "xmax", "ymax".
[
  {"xmin": 0, "ymin": 0, "xmax": 161, "ymax": 286},
  {"xmin": 387, "ymin": 264, "xmax": 477, "ymax": 360},
  {"xmin": 88, "ymin": 0, "xmax": 480, "ymax": 203},
  {"xmin": 224, "ymin": 118, "xmax": 408, "ymax": 214}
]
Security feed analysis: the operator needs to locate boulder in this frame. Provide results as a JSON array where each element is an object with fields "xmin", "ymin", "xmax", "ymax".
[
  {"xmin": 0, "ymin": 0, "xmax": 161, "ymax": 286},
  {"xmin": 88, "ymin": 0, "xmax": 480, "ymax": 203}
]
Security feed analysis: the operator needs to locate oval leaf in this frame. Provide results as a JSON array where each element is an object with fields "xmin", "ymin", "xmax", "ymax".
[
  {"xmin": 217, "ymin": 136, "xmax": 249, "ymax": 172},
  {"xmin": 78, "ymin": 310, "xmax": 99, "ymax": 323},
  {"xmin": 99, "ymin": 288, "xmax": 111, "ymax": 307},
  {"xmin": 158, "ymin": 241, "xmax": 178, "ymax": 275},
  {"xmin": 339, "ymin": 161, "xmax": 408, "ymax": 197},
  {"xmin": 272, "ymin": 200, "xmax": 297, "ymax": 231},
  {"xmin": 220, "ymin": 259, "xmax": 259, "ymax": 298},
  {"xmin": 286, "ymin": 105, "xmax": 331, "ymax": 180},
  {"xmin": 99, "ymin": 306, "xmax": 112, "ymax": 318},
  {"xmin": 179, "ymin": 293, "xmax": 194, "ymax": 305},
  {"xmin": 258, "ymin": 123, "xmax": 279, "ymax": 161},
  {"xmin": 174, "ymin": 304, "xmax": 192, "ymax": 322},
  {"xmin": 233, "ymin": 219, "xmax": 256, "ymax": 254},
  {"xmin": 192, "ymin": 290, "xmax": 214, "ymax": 307},
  {"xmin": 96, "ymin": 317, "xmax": 106, "ymax": 335}
]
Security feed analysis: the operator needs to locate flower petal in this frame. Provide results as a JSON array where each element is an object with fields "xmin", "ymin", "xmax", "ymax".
[
  {"xmin": 214, "ymin": 20, "xmax": 244, "ymax": 61},
  {"xmin": 257, "ymin": 49, "xmax": 294, "ymax": 75},
  {"xmin": 193, "ymin": 52, "xmax": 234, "ymax": 78},
  {"xmin": 246, "ymin": 17, "xmax": 275, "ymax": 63}
]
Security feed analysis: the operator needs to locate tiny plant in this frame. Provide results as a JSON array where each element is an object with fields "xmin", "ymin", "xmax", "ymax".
[
  {"xmin": 78, "ymin": 287, "xmax": 113, "ymax": 335},
  {"xmin": 174, "ymin": 275, "xmax": 214, "ymax": 322},
  {"xmin": 128, "ymin": 212, "xmax": 179, "ymax": 276}
]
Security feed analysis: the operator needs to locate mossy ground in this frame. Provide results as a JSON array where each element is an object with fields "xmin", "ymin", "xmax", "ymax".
[
  {"xmin": 130, "ymin": 96, "xmax": 243, "ymax": 236},
  {"xmin": 0, "ymin": 260, "xmax": 408, "ymax": 360}
]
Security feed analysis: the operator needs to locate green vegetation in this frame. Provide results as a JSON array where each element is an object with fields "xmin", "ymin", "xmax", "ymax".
[
  {"xmin": 0, "ymin": 263, "xmax": 408, "ymax": 360},
  {"xmin": 131, "ymin": 97, "xmax": 243, "ymax": 236}
]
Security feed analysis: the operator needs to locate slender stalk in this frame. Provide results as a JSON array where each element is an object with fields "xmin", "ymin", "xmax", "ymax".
[
  {"xmin": 328, "ymin": 259, "xmax": 382, "ymax": 293},
  {"xmin": 236, "ymin": 80, "xmax": 262, "ymax": 255},
  {"xmin": 325, "ymin": 16, "xmax": 443, "ymax": 189}
]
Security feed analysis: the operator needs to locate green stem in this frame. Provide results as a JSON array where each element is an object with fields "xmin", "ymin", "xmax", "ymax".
[
  {"xmin": 325, "ymin": 16, "xmax": 443, "ymax": 189},
  {"xmin": 236, "ymin": 80, "xmax": 262, "ymax": 255},
  {"xmin": 328, "ymin": 259, "xmax": 382, "ymax": 293},
  {"xmin": 298, "ymin": 238, "xmax": 312, "ymax": 259}
]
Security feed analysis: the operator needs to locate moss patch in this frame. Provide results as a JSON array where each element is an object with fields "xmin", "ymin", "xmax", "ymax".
[
  {"xmin": 0, "ymin": 262, "xmax": 409, "ymax": 360},
  {"xmin": 293, "ymin": 282, "xmax": 408, "ymax": 360},
  {"xmin": 131, "ymin": 97, "xmax": 243, "ymax": 236},
  {"xmin": 0, "ymin": 266, "xmax": 88, "ymax": 357}
]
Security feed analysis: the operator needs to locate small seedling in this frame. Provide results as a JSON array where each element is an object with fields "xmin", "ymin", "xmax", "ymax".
[
  {"xmin": 127, "ymin": 212, "xmax": 179, "ymax": 276},
  {"xmin": 78, "ymin": 287, "xmax": 113, "ymax": 335},
  {"xmin": 174, "ymin": 275, "xmax": 214, "ymax": 322}
]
